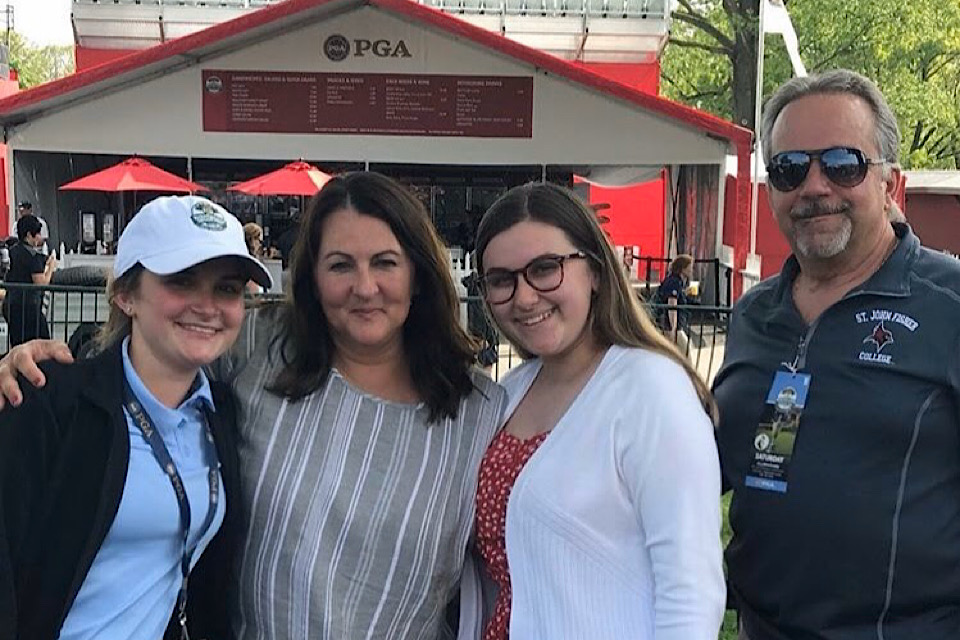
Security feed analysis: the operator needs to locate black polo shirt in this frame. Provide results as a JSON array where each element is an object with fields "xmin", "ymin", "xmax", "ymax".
[
  {"xmin": 5, "ymin": 242, "xmax": 46, "ymax": 307},
  {"xmin": 715, "ymin": 223, "xmax": 960, "ymax": 640}
]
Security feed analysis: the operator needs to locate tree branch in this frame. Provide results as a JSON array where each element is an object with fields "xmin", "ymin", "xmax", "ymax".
[
  {"xmin": 674, "ymin": 0, "xmax": 708, "ymax": 16},
  {"xmin": 927, "ymin": 51, "xmax": 960, "ymax": 80},
  {"xmin": 931, "ymin": 146, "xmax": 960, "ymax": 161},
  {"xmin": 667, "ymin": 37, "xmax": 732, "ymax": 57},
  {"xmin": 811, "ymin": 22, "xmax": 873, "ymax": 71},
  {"xmin": 911, "ymin": 121, "xmax": 926, "ymax": 153},
  {"xmin": 685, "ymin": 88, "xmax": 726, "ymax": 102},
  {"xmin": 722, "ymin": 0, "xmax": 741, "ymax": 19},
  {"xmin": 929, "ymin": 131, "xmax": 958, "ymax": 157},
  {"xmin": 660, "ymin": 70, "xmax": 725, "ymax": 105},
  {"xmin": 919, "ymin": 126, "xmax": 938, "ymax": 150},
  {"xmin": 672, "ymin": 11, "xmax": 736, "ymax": 52}
]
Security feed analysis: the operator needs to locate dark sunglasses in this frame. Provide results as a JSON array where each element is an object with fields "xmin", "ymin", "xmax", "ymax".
[{"xmin": 767, "ymin": 146, "xmax": 886, "ymax": 192}]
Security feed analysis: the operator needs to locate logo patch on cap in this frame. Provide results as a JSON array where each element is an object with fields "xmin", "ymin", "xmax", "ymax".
[{"xmin": 191, "ymin": 201, "xmax": 228, "ymax": 231}]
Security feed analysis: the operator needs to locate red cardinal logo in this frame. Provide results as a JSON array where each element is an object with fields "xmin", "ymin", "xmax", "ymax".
[{"xmin": 863, "ymin": 321, "xmax": 894, "ymax": 353}]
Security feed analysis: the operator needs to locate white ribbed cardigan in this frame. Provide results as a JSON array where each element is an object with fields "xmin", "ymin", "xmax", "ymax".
[{"xmin": 459, "ymin": 345, "xmax": 725, "ymax": 639}]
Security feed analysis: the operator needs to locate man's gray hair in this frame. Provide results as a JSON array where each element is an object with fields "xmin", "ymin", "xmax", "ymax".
[
  {"xmin": 760, "ymin": 69, "xmax": 901, "ymax": 177},
  {"xmin": 888, "ymin": 200, "xmax": 905, "ymax": 223}
]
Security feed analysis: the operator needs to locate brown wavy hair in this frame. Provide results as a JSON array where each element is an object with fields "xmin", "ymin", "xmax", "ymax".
[
  {"xmin": 668, "ymin": 254, "xmax": 694, "ymax": 277},
  {"xmin": 268, "ymin": 171, "xmax": 478, "ymax": 422},
  {"xmin": 475, "ymin": 182, "xmax": 717, "ymax": 423}
]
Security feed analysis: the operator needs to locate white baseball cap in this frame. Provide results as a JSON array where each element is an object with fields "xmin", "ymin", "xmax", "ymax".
[{"xmin": 115, "ymin": 195, "xmax": 273, "ymax": 289}]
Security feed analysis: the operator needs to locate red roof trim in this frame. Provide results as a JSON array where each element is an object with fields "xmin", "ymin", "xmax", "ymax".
[{"xmin": 0, "ymin": 0, "xmax": 750, "ymax": 145}]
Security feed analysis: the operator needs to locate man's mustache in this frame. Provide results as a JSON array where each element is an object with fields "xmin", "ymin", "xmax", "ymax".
[{"xmin": 790, "ymin": 200, "xmax": 850, "ymax": 220}]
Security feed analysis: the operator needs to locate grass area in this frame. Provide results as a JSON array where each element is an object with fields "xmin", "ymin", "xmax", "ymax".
[
  {"xmin": 720, "ymin": 493, "xmax": 737, "ymax": 640},
  {"xmin": 722, "ymin": 611, "xmax": 738, "ymax": 640}
]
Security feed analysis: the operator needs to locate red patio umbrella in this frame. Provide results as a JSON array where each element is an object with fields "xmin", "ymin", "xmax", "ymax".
[
  {"xmin": 228, "ymin": 161, "xmax": 332, "ymax": 196},
  {"xmin": 59, "ymin": 157, "xmax": 207, "ymax": 193}
]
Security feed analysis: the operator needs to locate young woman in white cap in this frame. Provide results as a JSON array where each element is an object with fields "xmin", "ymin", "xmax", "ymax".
[{"xmin": 0, "ymin": 195, "xmax": 272, "ymax": 640}]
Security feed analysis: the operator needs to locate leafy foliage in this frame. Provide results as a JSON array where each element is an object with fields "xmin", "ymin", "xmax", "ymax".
[
  {"xmin": 7, "ymin": 31, "xmax": 74, "ymax": 89},
  {"xmin": 661, "ymin": 0, "xmax": 960, "ymax": 168}
]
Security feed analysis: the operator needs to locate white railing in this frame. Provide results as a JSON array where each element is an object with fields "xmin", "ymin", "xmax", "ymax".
[
  {"xmin": 72, "ymin": 0, "xmax": 667, "ymax": 18},
  {"xmin": 418, "ymin": 0, "xmax": 667, "ymax": 18}
]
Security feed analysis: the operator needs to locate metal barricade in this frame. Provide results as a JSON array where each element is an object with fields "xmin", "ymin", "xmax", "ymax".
[
  {"xmin": 464, "ymin": 295, "xmax": 731, "ymax": 386},
  {"xmin": 635, "ymin": 256, "xmax": 734, "ymax": 308},
  {"xmin": 0, "ymin": 283, "xmax": 111, "ymax": 355},
  {"xmin": 0, "ymin": 285, "xmax": 731, "ymax": 386},
  {"xmin": 645, "ymin": 303, "xmax": 730, "ymax": 386}
]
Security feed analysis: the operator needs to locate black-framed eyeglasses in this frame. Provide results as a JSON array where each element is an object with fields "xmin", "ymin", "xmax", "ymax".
[
  {"xmin": 480, "ymin": 251, "xmax": 591, "ymax": 305},
  {"xmin": 767, "ymin": 146, "xmax": 887, "ymax": 192}
]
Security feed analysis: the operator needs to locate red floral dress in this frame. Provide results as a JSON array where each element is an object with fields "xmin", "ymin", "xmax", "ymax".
[{"xmin": 474, "ymin": 428, "xmax": 549, "ymax": 640}]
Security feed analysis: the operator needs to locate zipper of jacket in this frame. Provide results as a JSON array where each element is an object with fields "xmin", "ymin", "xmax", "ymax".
[
  {"xmin": 783, "ymin": 322, "xmax": 816, "ymax": 373},
  {"xmin": 785, "ymin": 285, "xmax": 900, "ymax": 372}
]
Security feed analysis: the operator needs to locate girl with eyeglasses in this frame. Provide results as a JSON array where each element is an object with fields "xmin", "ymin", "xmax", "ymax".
[{"xmin": 458, "ymin": 182, "xmax": 725, "ymax": 640}]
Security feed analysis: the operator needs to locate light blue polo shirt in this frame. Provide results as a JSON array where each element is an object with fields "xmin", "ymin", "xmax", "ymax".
[{"xmin": 59, "ymin": 338, "xmax": 226, "ymax": 640}]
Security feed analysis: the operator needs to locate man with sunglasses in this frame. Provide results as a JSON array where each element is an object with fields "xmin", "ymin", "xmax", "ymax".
[{"xmin": 714, "ymin": 69, "xmax": 960, "ymax": 640}]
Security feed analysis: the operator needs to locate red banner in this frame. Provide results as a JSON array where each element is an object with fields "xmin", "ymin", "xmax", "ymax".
[{"xmin": 202, "ymin": 70, "xmax": 533, "ymax": 138}]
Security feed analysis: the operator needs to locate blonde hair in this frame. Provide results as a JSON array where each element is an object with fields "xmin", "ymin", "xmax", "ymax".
[
  {"xmin": 475, "ymin": 183, "xmax": 717, "ymax": 424},
  {"xmin": 94, "ymin": 266, "xmax": 144, "ymax": 352}
]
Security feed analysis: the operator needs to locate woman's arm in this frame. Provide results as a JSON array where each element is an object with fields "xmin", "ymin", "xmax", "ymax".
[
  {"xmin": 0, "ymin": 342, "xmax": 74, "ymax": 409},
  {"xmin": 623, "ymin": 363, "xmax": 725, "ymax": 640},
  {"xmin": 0, "ymin": 306, "xmax": 270, "ymax": 408}
]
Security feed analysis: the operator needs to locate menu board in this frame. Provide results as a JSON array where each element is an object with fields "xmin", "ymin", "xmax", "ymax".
[{"xmin": 202, "ymin": 70, "xmax": 533, "ymax": 138}]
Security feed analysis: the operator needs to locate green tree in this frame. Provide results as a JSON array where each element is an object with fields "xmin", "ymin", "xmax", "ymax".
[
  {"xmin": 6, "ymin": 30, "xmax": 74, "ymax": 88},
  {"xmin": 662, "ymin": 0, "xmax": 960, "ymax": 168},
  {"xmin": 664, "ymin": 0, "xmax": 761, "ymax": 130}
]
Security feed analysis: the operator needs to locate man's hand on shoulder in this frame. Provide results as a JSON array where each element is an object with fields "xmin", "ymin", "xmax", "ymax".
[{"xmin": 0, "ymin": 340, "xmax": 74, "ymax": 409}]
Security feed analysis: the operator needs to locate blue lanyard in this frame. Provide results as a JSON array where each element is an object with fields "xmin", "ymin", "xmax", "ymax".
[{"xmin": 122, "ymin": 379, "xmax": 219, "ymax": 640}]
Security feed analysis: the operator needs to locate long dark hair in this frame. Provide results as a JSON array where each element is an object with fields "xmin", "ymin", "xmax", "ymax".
[
  {"xmin": 268, "ymin": 171, "xmax": 478, "ymax": 422},
  {"xmin": 475, "ymin": 182, "xmax": 717, "ymax": 423}
]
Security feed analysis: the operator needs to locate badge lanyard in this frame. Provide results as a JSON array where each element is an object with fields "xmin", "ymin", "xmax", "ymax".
[
  {"xmin": 744, "ymin": 367, "xmax": 812, "ymax": 494},
  {"xmin": 122, "ymin": 380, "xmax": 219, "ymax": 640}
]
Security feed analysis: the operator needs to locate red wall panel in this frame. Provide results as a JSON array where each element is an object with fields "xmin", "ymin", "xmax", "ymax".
[
  {"xmin": 75, "ymin": 47, "xmax": 138, "ymax": 71},
  {"xmin": 588, "ymin": 175, "xmax": 665, "ymax": 258},
  {"xmin": 573, "ymin": 61, "xmax": 660, "ymax": 94},
  {"xmin": 905, "ymin": 193, "xmax": 960, "ymax": 253}
]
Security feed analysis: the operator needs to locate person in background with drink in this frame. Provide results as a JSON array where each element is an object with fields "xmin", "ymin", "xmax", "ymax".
[
  {"xmin": 16, "ymin": 201, "xmax": 49, "ymax": 255},
  {"xmin": 654, "ymin": 253, "xmax": 694, "ymax": 353},
  {"xmin": 2, "ymin": 215, "xmax": 57, "ymax": 347}
]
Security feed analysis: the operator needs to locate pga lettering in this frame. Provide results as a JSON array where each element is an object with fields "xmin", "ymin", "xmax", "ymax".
[{"xmin": 355, "ymin": 39, "xmax": 412, "ymax": 58}]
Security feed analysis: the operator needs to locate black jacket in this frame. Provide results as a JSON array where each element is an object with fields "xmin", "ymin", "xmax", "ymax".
[
  {"xmin": 715, "ymin": 224, "xmax": 960, "ymax": 639},
  {"xmin": 0, "ymin": 342, "xmax": 240, "ymax": 640}
]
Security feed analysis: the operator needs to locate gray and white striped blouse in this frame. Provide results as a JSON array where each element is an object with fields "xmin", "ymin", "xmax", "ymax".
[{"xmin": 220, "ymin": 308, "xmax": 506, "ymax": 640}]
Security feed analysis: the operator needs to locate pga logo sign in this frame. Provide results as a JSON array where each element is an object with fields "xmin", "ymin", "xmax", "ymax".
[{"xmin": 323, "ymin": 34, "xmax": 413, "ymax": 61}]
